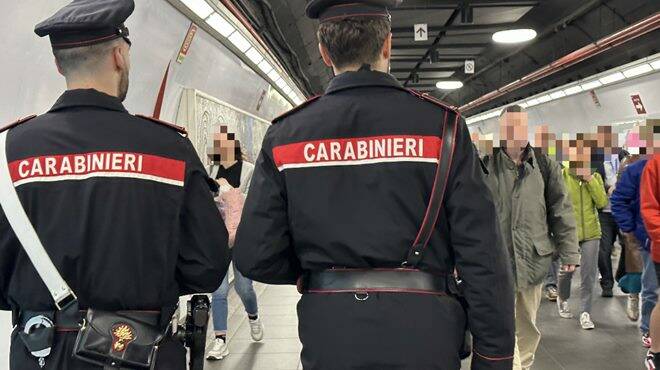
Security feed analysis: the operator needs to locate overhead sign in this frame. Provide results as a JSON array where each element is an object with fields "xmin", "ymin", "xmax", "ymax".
[
  {"xmin": 177, "ymin": 22, "xmax": 198, "ymax": 64},
  {"xmin": 414, "ymin": 24, "xmax": 428, "ymax": 42},
  {"xmin": 631, "ymin": 93, "xmax": 647, "ymax": 115},
  {"xmin": 465, "ymin": 60, "xmax": 475, "ymax": 74}
]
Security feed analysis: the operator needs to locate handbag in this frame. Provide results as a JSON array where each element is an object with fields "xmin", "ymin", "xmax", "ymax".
[{"xmin": 0, "ymin": 131, "xmax": 167, "ymax": 369}]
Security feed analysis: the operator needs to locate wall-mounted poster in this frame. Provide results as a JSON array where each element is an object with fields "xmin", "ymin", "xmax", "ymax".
[{"xmin": 175, "ymin": 88, "xmax": 271, "ymax": 165}]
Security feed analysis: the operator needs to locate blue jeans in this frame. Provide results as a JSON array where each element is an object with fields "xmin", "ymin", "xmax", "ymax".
[
  {"xmin": 640, "ymin": 248, "xmax": 658, "ymax": 334},
  {"xmin": 211, "ymin": 262, "xmax": 259, "ymax": 332}
]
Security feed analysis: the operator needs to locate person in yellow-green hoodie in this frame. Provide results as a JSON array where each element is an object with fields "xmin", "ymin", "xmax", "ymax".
[{"xmin": 556, "ymin": 135, "xmax": 608, "ymax": 330}]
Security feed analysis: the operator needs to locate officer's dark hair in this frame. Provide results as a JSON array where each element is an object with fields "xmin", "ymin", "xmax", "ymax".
[
  {"xmin": 317, "ymin": 17, "xmax": 391, "ymax": 69},
  {"xmin": 53, "ymin": 39, "xmax": 122, "ymax": 77}
]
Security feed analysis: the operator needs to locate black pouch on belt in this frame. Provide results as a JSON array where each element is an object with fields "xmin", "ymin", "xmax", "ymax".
[{"xmin": 73, "ymin": 309, "xmax": 168, "ymax": 369}]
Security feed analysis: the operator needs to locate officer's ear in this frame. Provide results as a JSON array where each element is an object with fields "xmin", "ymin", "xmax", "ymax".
[
  {"xmin": 381, "ymin": 33, "xmax": 392, "ymax": 60},
  {"xmin": 54, "ymin": 58, "xmax": 65, "ymax": 77},
  {"xmin": 112, "ymin": 42, "xmax": 130, "ymax": 73},
  {"xmin": 318, "ymin": 43, "xmax": 334, "ymax": 68}
]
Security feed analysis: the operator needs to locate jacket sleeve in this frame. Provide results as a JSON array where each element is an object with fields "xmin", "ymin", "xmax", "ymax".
[
  {"xmin": 641, "ymin": 158, "xmax": 660, "ymax": 246},
  {"xmin": 445, "ymin": 118, "xmax": 514, "ymax": 370},
  {"xmin": 234, "ymin": 126, "xmax": 302, "ymax": 284},
  {"xmin": 586, "ymin": 173, "xmax": 608, "ymax": 209},
  {"xmin": 176, "ymin": 144, "xmax": 231, "ymax": 295},
  {"xmin": 546, "ymin": 159, "xmax": 580, "ymax": 265},
  {"xmin": 611, "ymin": 166, "xmax": 637, "ymax": 233},
  {"xmin": 0, "ymin": 210, "xmax": 16, "ymax": 310}
]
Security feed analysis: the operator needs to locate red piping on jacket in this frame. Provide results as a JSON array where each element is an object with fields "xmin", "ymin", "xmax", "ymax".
[{"xmin": 459, "ymin": 12, "xmax": 660, "ymax": 113}]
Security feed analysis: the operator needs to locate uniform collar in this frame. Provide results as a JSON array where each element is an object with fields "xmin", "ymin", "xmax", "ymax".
[
  {"xmin": 325, "ymin": 69, "xmax": 405, "ymax": 95},
  {"xmin": 49, "ymin": 89, "xmax": 128, "ymax": 113}
]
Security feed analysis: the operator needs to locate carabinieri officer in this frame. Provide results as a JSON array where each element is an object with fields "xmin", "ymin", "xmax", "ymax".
[
  {"xmin": 0, "ymin": 1, "xmax": 229, "ymax": 369},
  {"xmin": 234, "ymin": 0, "xmax": 515, "ymax": 369}
]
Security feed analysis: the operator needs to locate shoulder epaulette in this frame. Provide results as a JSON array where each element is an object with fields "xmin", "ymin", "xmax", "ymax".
[
  {"xmin": 272, "ymin": 95, "xmax": 322, "ymax": 124},
  {"xmin": 406, "ymin": 89, "xmax": 459, "ymax": 113},
  {"xmin": 0, "ymin": 115, "xmax": 37, "ymax": 134},
  {"xmin": 135, "ymin": 114, "xmax": 188, "ymax": 137}
]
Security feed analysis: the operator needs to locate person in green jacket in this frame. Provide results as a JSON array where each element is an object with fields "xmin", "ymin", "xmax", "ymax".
[{"xmin": 557, "ymin": 135, "xmax": 608, "ymax": 330}]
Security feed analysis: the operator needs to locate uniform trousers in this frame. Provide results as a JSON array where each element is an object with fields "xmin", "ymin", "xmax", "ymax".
[
  {"xmin": 513, "ymin": 283, "xmax": 543, "ymax": 370},
  {"xmin": 10, "ymin": 330, "xmax": 186, "ymax": 370},
  {"xmin": 297, "ymin": 292, "xmax": 466, "ymax": 369}
]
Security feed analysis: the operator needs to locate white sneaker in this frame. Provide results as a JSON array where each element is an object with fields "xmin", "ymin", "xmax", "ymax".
[
  {"xmin": 557, "ymin": 299, "xmax": 573, "ymax": 319},
  {"xmin": 628, "ymin": 294, "xmax": 641, "ymax": 322},
  {"xmin": 580, "ymin": 312, "xmax": 595, "ymax": 330},
  {"xmin": 249, "ymin": 318, "xmax": 264, "ymax": 342},
  {"xmin": 206, "ymin": 338, "xmax": 229, "ymax": 360}
]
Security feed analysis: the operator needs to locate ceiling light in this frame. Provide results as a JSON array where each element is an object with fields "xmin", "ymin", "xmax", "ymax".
[
  {"xmin": 206, "ymin": 13, "xmax": 235, "ymax": 37},
  {"xmin": 623, "ymin": 63, "xmax": 653, "ymax": 78},
  {"xmin": 257, "ymin": 60, "xmax": 273, "ymax": 74},
  {"xmin": 526, "ymin": 98, "xmax": 540, "ymax": 107},
  {"xmin": 267, "ymin": 69, "xmax": 281, "ymax": 81},
  {"xmin": 580, "ymin": 80, "xmax": 602, "ymax": 91},
  {"xmin": 181, "ymin": 0, "xmax": 214, "ymax": 19},
  {"xmin": 651, "ymin": 59, "xmax": 660, "ymax": 70},
  {"xmin": 550, "ymin": 91, "xmax": 566, "ymax": 100},
  {"xmin": 436, "ymin": 80, "xmax": 463, "ymax": 90},
  {"xmin": 275, "ymin": 78, "xmax": 288, "ymax": 89},
  {"xmin": 537, "ymin": 95, "xmax": 552, "ymax": 103},
  {"xmin": 518, "ymin": 102, "xmax": 529, "ymax": 108},
  {"xmin": 287, "ymin": 92, "xmax": 298, "ymax": 101},
  {"xmin": 599, "ymin": 72, "xmax": 625, "ymax": 85},
  {"xmin": 563, "ymin": 85, "xmax": 583, "ymax": 96},
  {"xmin": 282, "ymin": 85, "xmax": 293, "ymax": 95},
  {"xmin": 294, "ymin": 97, "xmax": 304, "ymax": 105},
  {"xmin": 245, "ymin": 48, "xmax": 263, "ymax": 65},
  {"xmin": 228, "ymin": 32, "xmax": 251, "ymax": 52},
  {"xmin": 492, "ymin": 29, "xmax": 537, "ymax": 44}
]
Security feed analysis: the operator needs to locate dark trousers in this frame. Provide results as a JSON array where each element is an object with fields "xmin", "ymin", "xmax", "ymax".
[
  {"xmin": 598, "ymin": 212, "xmax": 619, "ymax": 290},
  {"xmin": 298, "ymin": 292, "xmax": 467, "ymax": 370},
  {"xmin": 10, "ymin": 330, "xmax": 186, "ymax": 370}
]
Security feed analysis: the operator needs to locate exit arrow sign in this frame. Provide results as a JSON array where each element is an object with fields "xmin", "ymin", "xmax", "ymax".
[{"xmin": 414, "ymin": 24, "xmax": 428, "ymax": 41}]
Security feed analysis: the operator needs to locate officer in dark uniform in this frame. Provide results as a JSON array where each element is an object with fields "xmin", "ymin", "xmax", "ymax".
[
  {"xmin": 0, "ymin": 1, "xmax": 230, "ymax": 369},
  {"xmin": 234, "ymin": 1, "xmax": 515, "ymax": 369}
]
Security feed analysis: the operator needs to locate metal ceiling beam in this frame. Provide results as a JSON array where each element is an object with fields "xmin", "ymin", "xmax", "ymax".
[
  {"xmin": 392, "ymin": 57, "xmax": 468, "ymax": 63},
  {"xmin": 403, "ymin": 7, "xmax": 463, "ymax": 86},
  {"xmin": 391, "ymin": 1, "xmax": 538, "ymax": 11},
  {"xmin": 392, "ymin": 67, "xmax": 457, "ymax": 73},
  {"xmin": 391, "ymin": 22, "xmax": 517, "ymax": 34},
  {"xmin": 394, "ymin": 43, "xmax": 489, "ymax": 50}
]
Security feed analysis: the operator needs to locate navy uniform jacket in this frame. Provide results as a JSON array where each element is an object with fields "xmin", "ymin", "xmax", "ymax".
[
  {"xmin": 0, "ymin": 89, "xmax": 230, "ymax": 316},
  {"xmin": 234, "ymin": 70, "xmax": 514, "ymax": 363}
]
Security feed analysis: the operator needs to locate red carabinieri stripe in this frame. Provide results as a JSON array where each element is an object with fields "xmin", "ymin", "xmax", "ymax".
[
  {"xmin": 9, "ymin": 152, "xmax": 186, "ymax": 187},
  {"xmin": 272, "ymin": 135, "xmax": 442, "ymax": 171}
]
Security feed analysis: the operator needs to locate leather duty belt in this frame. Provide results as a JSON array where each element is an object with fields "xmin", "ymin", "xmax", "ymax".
[{"xmin": 298, "ymin": 268, "xmax": 450, "ymax": 295}]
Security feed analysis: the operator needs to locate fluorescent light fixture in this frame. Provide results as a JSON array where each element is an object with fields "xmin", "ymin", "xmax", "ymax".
[
  {"xmin": 526, "ymin": 98, "xmax": 539, "ymax": 107},
  {"xmin": 563, "ymin": 85, "xmax": 583, "ymax": 96},
  {"xmin": 435, "ymin": 80, "xmax": 463, "ymax": 90},
  {"xmin": 537, "ymin": 95, "xmax": 552, "ymax": 103},
  {"xmin": 519, "ymin": 102, "xmax": 529, "ymax": 108},
  {"xmin": 623, "ymin": 63, "xmax": 653, "ymax": 78},
  {"xmin": 181, "ymin": 0, "xmax": 214, "ymax": 19},
  {"xmin": 580, "ymin": 80, "xmax": 602, "ymax": 91},
  {"xmin": 492, "ymin": 29, "xmax": 537, "ymax": 44},
  {"xmin": 257, "ymin": 60, "xmax": 273, "ymax": 74},
  {"xmin": 651, "ymin": 59, "xmax": 660, "ymax": 70},
  {"xmin": 599, "ymin": 72, "xmax": 625, "ymax": 85},
  {"xmin": 550, "ymin": 91, "xmax": 566, "ymax": 100},
  {"xmin": 275, "ymin": 78, "xmax": 288, "ymax": 89},
  {"xmin": 267, "ymin": 69, "xmax": 281, "ymax": 81},
  {"xmin": 282, "ymin": 85, "xmax": 293, "ymax": 95},
  {"xmin": 294, "ymin": 97, "xmax": 304, "ymax": 105},
  {"xmin": 205, "ymin": 13, "xmax": 235, "ymax": 37},
  {"xmin": 287, "ymin": 92, "xmax": 298, "ymax": 101},
  {"xmin": 245, "ymin": 48, "xmax": 264, "ymax": 65},
  {"xmin": 228, "ymin": 32, "xmax": 251, "ymax": 52}
]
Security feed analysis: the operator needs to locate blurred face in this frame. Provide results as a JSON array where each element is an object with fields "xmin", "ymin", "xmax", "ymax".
[
  {"xmin": 568, "ymin": 139, "xmax": 592, "ymax": 177},
  {"xmin": 207, "ymin": 126, "xmax": 239, "ymax": 164},
  {"xmin": 596, "ymin": 126, "xmax": 616, "ymax": 155},
  {"xmin": 640, "ymin": 120, "xmax": 660, "ymax": 155},
  {"xmin": 499, "ymin": 111, "xmax": 528, "ymax": 150}
]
